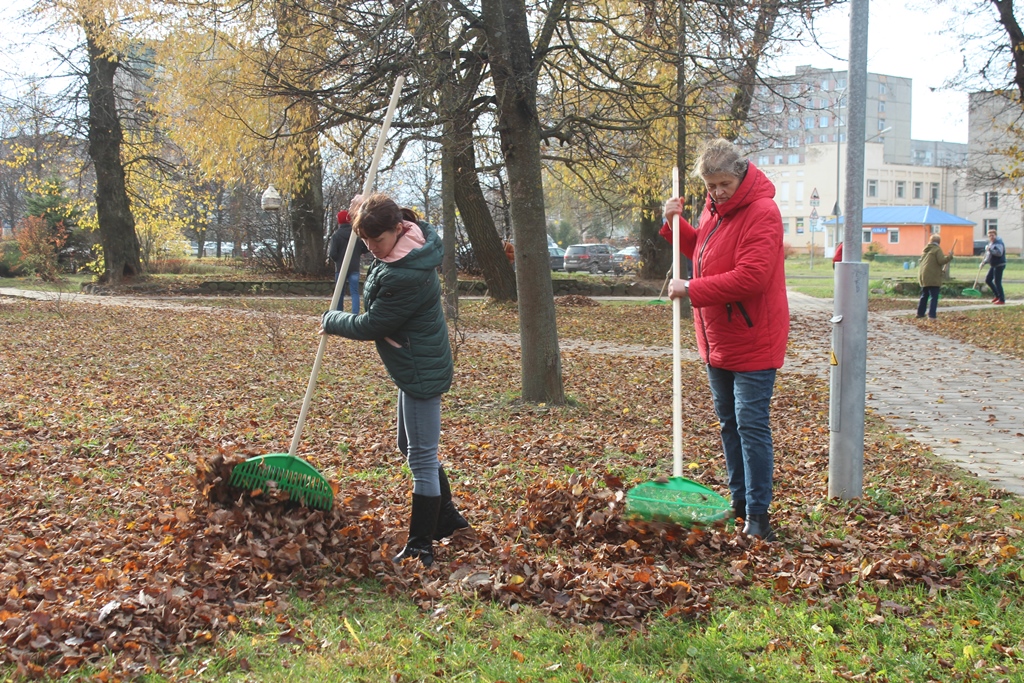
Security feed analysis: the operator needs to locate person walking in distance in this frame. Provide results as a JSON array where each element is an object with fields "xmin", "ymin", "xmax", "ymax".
[
  {"xmin": 983, "ymin": 228, "xmax": 1007, "ymax": 305},
  {"xmin": 328, "ymin": 209, "xmax": 369, "ymax": 313},
  {"xmin": 320, "ymin": 194, "xmax": 470, "ymax": 567},
  {"xmin": 662, "ymin": 138, "xmax": 789, "ymax": 541},
  {"xmin": 916, "ymin": 234, "xmax": 953, "ymax": 319}
]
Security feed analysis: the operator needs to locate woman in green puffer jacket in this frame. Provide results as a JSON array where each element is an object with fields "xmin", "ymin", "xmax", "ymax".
[
  {"xmin": 917, "ymin": 234, "xmax": 953, "ymax": 319},
  {"xmin": 320, "ymin": 193, "xmax": 468, "ymax": 568}
]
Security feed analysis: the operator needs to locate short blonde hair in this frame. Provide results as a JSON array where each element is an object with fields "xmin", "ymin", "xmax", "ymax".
[{"xmin": 692, "ymin": 138, "xmax": 749, "ymax": 180}]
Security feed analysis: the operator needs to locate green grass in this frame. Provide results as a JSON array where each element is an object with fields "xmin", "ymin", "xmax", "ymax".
[
  {"xmin": 784, "ymin": 254, "xmax": 1024, "ymax": 300},
  {"xmin": 118, "ymin": 575, "xmax": 1024, "ymax": 683}
]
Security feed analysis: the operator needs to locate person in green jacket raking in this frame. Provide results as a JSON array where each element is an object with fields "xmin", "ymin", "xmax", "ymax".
[
  {"xmin": 320, "ymin": 193, "xmax": 469, "ymax": 568},
  {"xmin": 916, "ymin": 234, "xmax": 953, "ymax": 319}
]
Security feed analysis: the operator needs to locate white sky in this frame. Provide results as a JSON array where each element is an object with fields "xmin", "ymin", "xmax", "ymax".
[
  {"xmin": 1, "ymin": 0, "xmax": 993, "ymax": 147},
  {"xmin": 769, "ymin": 1, "xmax": 986, "ymax": 144}
]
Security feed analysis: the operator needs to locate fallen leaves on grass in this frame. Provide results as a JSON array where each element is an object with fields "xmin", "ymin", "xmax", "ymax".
[{"xmin": 0, "ymin": 298, "xmax": 1020, "ymax": 679}]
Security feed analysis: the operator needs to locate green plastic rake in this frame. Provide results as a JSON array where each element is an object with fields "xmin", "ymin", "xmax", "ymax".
[
  {"xmin": 229, "ymin": 454, "xmax": 334, "ymax": 511},
  {"xmin": 962, "ymin": 261, "xmax": 985, "ymax": 298},
  {"xmin": 227, "ymin": 77, "xmax": 406, "ymax": 512},
  {"xmin": 627, "ymin": 168, "xmax": 731, "ymax": 526},
  {"xmin": 626, "ymin": 477, "xmax": 730, "ymax": 525}
]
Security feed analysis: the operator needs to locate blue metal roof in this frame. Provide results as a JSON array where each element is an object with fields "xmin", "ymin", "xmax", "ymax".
[{"xmin": 823, "ymin": 206, "xmax": 975, "ymax": 226}]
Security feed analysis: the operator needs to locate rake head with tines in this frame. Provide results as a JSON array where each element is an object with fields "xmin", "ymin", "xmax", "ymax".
[
  {"xmin": 625, "ymin": 477, "xmax": 731, "ymax": 526},
  {"xmin": 228, "ymin": 454, "xmax": 334, "ymax": 511}
]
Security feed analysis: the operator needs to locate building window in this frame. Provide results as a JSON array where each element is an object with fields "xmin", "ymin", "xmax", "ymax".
[
  {"xmin": 788, "ymin": 118, "xmax": 800, "ymax": 130},
  {"xmin": 779, "ymin": 182, "xmax": 790, "ymax": 202},
  {"xmin": 805, "ymin": 116, "xmax": 815, "ymax": 129},
  {"xmin": 758, "ymin": 155, "xmax": 770, "ymax": 166},
  {"xmin": 984, "ymin": 218, "xmax": 999, "ymax": 232},
  {"xmin": 820, "ymin": 135, "xmax": 827, "ymax": 143},
  {"xmin": 822, "ymin": 80, "xmax": 830, "ymax": 91},
  {"xmin": 796, "ymin": 217, "xmax": 805, "ymax": 234},
  {"xmin": 930, "ymin": 182, "xmax": 940, "ymax": 204},
  {"xmin": 788, "ymin": 154, "xmax": 801, "ymax": 164},
  {"xmin": 984, "ymin": 191, "xmax": 999, "ymax": 209},
  {"xmin": 878, "ymin": 101, "xmax": 886, "ymax": 112},
  {"xmin": 838, "ymin": 78, "xmax": 847, "ymax": 89},
  {"xmin": 820, "ymin": 116, "xmax": 829, "ymax": 127},
  {"xmin": 888, "ymin": 228, "xmax": 899, "ymax": 244},
  {"xmin": 774, "ymin": 155, "xmax": 783, "ymax": 165},
  {"xmin": 879, "ymin": 83, "xmax": 887, "ymax": 95},
  {"xmin": 931, "ymin": 225, "xmax": 941, "ymax": 235},
  {"xmin": 878, "ymin": 119, "xmax": 887, "ymax": 130},
  {"xmin": 913, "ymin": 181, "xmax": 923, "ymax": 199},
  {"xmin": 896, "ymin": 181, "xmax": 905, "ymax": 198},
  {"xmin": 867, "ymin": 179, "xmax": 878, "ymax": 197},
  {"xmin": 862, "ymin": 230, "xmax": 871, "ymax": 243}
]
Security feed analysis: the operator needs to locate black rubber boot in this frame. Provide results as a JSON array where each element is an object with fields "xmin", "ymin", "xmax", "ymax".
[
  {"xmin": 742, "ymin": 512, "xmax": 777, "ymax": 541},
  {"xmin": 434, "ymin": 466, "xmax": 470, "ymax": 540},
  {"xmin": 393, "ymin": 494, "xmax": 441, "ymax": 567},
  {"xmin": 732, "ymin": 499, "xmax": 746, "ymax": 522}
]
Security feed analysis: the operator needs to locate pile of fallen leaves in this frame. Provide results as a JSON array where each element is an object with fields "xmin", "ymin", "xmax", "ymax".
[
  {"xmin": 554, "ymin": 294, "xmax": 599, "ymax": 307},
  {"xmin": 1, "ymin": 298, "xmax": 1020, "ymax": 679}
]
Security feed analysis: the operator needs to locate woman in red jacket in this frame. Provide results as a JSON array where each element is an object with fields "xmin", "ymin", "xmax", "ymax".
[{"xmin": 663, "ymin": 138, "xmax": 789, "ymax": 541}]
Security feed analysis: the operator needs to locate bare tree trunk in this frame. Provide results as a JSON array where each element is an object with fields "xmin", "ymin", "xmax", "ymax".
[
  {"xmin": 84, "ymin": 22, "xmax": 141, "ymax": 284},
  {"xmin": 481, "ymin": 0, "xmax": 565, "ymax": 404},
  {"xmin": 289, "ymin": 125, "xmax": 326, "ymax": 275},
  {"xmin": 441, "ymin": 144, "xmax": 459, "ymax": 321},
  {"xmin": 448, "ymin": 116, "xmax": 517, "ymax": 301},
  {"xmin": 638, "ymin": 189, "xmax": 671, "ymax": 280}
]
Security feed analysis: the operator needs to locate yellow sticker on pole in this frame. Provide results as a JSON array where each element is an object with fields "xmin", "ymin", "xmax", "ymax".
[{"xmin": 830, "ymin": 350, "xmax": 838, "ymax": 366}]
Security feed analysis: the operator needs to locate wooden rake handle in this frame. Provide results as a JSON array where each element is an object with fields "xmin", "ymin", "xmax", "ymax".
[{"xmin": 288, "ymin": 76, "xmax": 405, "ymax": 457}]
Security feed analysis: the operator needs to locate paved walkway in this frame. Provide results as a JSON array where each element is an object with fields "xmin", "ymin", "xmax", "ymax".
[
  {"xmin": 786, "ymin": 292, "xmax": 1024, "ymax": 496},
  {"xmin": 3, "ymin": 286, "xmax": 1022, "ymax": 496}
]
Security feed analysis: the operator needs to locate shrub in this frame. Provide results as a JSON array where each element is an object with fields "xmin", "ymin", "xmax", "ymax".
[
  {"xmin": 863, "ymin": 242, "xmax": 883, "ymax": 262},
  {"xmin": 0, "ymin": 240, "xmax": 26, "ymax": 278},
  {"xmin": 15, "ymin": 215, "xmax": 67, "ymax": 281}
]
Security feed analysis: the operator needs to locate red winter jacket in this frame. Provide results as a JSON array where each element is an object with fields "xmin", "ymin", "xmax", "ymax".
[{"xmin": 660, "ymin": 162, "xmax": 789, "ymax": 372}]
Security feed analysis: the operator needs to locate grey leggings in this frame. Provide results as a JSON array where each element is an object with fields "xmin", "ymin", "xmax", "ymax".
[{"xmin": 396, "ymin": 390, "xmax": 442, "ymax": 496}]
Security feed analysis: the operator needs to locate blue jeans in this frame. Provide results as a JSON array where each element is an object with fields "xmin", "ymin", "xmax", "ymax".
[
  {"xmin": 335, "ymin": 272, "xmax": 361, "ymax": 313},
  {"xmin": 917, "ymin": 286, "xmax": 940, "ymax": 318},
  {"xmin": 396, "ymin": 390, "xmax": 441, "ymax": 496},
  {"xmin": 986, "ymin": 265, "xmax": 1005, "ymax": 302},
  {"xmin": 706, "ymin": 365, "xmax": 777, "ymax": 515}
]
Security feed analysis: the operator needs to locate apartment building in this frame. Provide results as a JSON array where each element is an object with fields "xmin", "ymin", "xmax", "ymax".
[
  {"xmin": 746, "ymin": 66, "xmax": 913, "ymax": 167},
  {"xmin": 736, "ymin": 66, "xmax": 983, "ymax": 254},
  {"xmin": 760, "ymin": 142, "xmax": 950, "ymax": 255},
  {"xmin": 961, "ymin": 91, "xmax": 1024, "ymax": 255}
]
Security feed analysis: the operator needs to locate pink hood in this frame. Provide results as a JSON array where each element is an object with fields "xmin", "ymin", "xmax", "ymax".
[{"xmin": 382, "ymin": 221, "xmax": 426, "ymax": 262}]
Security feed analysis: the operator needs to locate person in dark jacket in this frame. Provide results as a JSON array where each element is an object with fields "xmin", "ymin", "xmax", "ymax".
[
  {"xmin": 916, "ymin": 234, "xmax": 953, "ymax": 319},
  {"xmin": 983, "ymin": 228, "xmax": 1007, "ymax": 304},
  {"xmin": 662, "ymin": 138, "xmax": 789, "ymax": 541},
  {"xmin": 328, "ymin": 210, "xmax": 369, "ymax": 313},
  {"xmin": 320, "ymin": 193, "xmax": 468, "ymax": 567}
]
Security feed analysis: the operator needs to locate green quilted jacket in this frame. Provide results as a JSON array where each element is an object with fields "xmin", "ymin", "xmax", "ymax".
[{"xmin": 321, "ymin": 222, "xmax": 452, "ymax": 399}]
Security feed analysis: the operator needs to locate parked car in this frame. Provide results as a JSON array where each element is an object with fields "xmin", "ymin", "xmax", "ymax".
[
  {"xmin": 974, "ymin": 240, "xmax": 987, "ymax": 256},
  {"xmin": 563, "ymin": 243, "xmax": 615, "ymax": 273},
  {"xmin": 611, "ymin": 246, "xmax": 641, "ymax": 274},
  {"xmin": 549, "ymin": 246, "xmax": 565, "ymax": 271}
]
